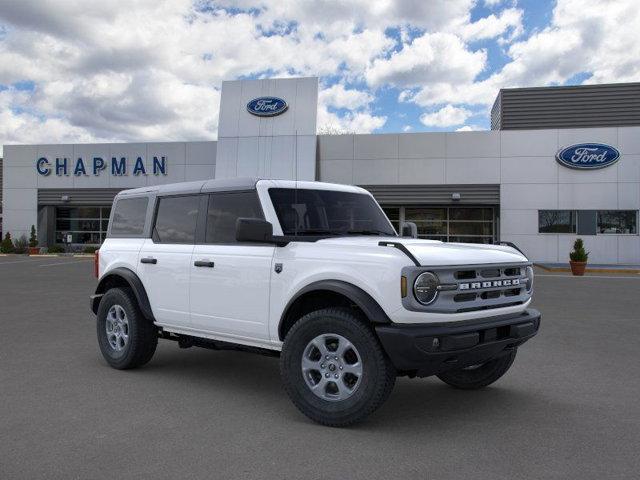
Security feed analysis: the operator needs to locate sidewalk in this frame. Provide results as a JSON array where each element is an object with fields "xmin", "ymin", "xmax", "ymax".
[{"xmin": 536, "ymin": 262, "xmax": 640, "ymax": 274}]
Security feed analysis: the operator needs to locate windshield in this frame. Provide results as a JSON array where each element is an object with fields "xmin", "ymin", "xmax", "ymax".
[{"xmin": 268, "ymin": 188, "xmax": 397, "ymax": 237}]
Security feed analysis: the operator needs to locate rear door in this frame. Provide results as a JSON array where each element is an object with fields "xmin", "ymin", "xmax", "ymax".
[
  {"xmin": 189, "ymin": 191, "xmax": 274, "ymax": 343},
  {"xmin": 137, "ymin": 194, "xmax": 200, "ymax": 328}
]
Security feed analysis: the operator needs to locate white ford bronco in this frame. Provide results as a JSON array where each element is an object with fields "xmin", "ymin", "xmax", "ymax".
[{"xmin": 91, "ymin": 178, "xmax": 540, "ymax": 426}]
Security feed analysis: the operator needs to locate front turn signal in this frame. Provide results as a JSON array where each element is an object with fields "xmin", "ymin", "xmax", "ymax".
[{"xmin": 401, "ymin": 276, "xmax": 407, "ymax": 298}]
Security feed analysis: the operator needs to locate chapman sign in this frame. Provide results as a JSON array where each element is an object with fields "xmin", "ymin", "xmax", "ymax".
[
  {"xmin": 556, "ymin": 143, "xmax": 620, "ymax": 170},
  {"xmin": 246, "ymin": 97, "xmax": 288, "ymax": 117},
  {"xmin": 36, "ymin": 156, "xmax": 168, "ymax": 176}
]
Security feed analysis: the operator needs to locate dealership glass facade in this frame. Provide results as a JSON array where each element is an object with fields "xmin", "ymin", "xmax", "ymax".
[
  {"xmin": 55, "ymin": 206, "xmax": 111, "ymax": 245},
  {"xmin": 382, "ymin": 206, "xmax": 496, "ymax": 244}
]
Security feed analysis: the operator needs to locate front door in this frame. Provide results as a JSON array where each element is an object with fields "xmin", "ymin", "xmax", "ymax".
[
  {"xmin": 137, "ymin": 194, "xmax": 200, "ymax": 328},
  {"xmin": 189, "ymin": 191, "xmax": 274, "ymax": 343}
]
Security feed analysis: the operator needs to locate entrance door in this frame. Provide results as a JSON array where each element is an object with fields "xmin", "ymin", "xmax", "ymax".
[
  {"xmin": 137, "ymin": 194, "xmax": 200, "ymax": 328},
  {"xmin": 189, "ymin": 191, "xmax": 274, "ymax": 343}
]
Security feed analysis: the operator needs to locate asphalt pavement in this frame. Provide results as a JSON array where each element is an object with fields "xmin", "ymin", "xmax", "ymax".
[{"xmin": 1, "ymin": 255, "xmax": 639, "ymax": 479}]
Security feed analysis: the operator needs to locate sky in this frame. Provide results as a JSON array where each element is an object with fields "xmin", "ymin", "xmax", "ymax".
[{"xmin": 0, "ymin": 0, "xmax": 638, "ymax": 154}]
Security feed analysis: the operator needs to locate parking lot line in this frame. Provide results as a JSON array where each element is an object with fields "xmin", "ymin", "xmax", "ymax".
[{"xmin": 38, "ymin": 259, "xmax": 92, "ymax": 267}]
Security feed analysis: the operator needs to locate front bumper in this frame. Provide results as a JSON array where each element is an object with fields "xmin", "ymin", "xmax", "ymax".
[{"xmin": 375, "ymin": 308, "xmax": 541, "ymax": 377}]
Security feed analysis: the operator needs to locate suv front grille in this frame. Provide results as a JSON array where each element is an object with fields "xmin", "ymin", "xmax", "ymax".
[{"xmin": 403, "ymin": 263, "xmax": 531, "ymax": 314}]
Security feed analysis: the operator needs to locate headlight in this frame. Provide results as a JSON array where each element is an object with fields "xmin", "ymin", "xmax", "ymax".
[
  {"xmin": 525, "ymin": 266, "xmax": 534, "ymax": 293},
  {"xmin": 414, "ymin": 271, "xmax": 439, "ymax": 305}
]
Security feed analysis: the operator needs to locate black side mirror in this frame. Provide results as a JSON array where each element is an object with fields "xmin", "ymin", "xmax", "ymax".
[
  {"xmin": 401, "ymin": 222, "xmax": 418, "ymax": 238},
  {"xmin": 236, "ymin": 218, "xmax": 274, "ymax": 243}
]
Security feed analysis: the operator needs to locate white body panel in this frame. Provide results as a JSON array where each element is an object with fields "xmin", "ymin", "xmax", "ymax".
[
  {"xmin": 189, "ymin": 244, "xmax": 275, "ymax": 341},
  {"xmin": 137, "ymin": 239, "xmax": 194, "ymax": 328}
]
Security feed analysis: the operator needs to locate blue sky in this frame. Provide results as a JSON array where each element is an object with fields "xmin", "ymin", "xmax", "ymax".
[{"xmin": 0, "ymin": 0, "xmax": 637, "ymax": 150}]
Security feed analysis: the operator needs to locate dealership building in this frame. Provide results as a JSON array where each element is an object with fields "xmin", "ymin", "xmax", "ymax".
[{"xmin": 1, "ymin": 78, "xmax": 639, "ymax": 264}]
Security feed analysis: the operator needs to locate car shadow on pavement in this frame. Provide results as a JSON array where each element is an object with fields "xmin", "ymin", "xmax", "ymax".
[{"xmin": 117, "ymin": 343, "xmax": 554, "ymax": 432}]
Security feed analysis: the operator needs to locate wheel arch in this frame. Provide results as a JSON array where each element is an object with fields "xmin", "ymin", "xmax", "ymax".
[
  {"xmin": 278, "ymin": 280, "xmax": 391, "ymax": 341},
  {"xmin": 92, "ymin": 267, "xmax": 155, "ymax": 321}
]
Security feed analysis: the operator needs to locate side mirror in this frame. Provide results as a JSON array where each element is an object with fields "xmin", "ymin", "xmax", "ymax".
[
  {"xmin": 236, "ymin": 218, "xmax": 274, "ymax": 243},
  {"xmin": 401, "ymin": 222, "xmax": 418, "ymax": 238}
]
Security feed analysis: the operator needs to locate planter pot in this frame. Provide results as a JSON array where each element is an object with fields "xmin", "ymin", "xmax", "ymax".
[
  {"xmin": 570, "ymin": 260, "xmax": 587, "ymax": 276},
  {"xmin": 28, "ymin": 246, "xmax": 40, "ymax": 255}
]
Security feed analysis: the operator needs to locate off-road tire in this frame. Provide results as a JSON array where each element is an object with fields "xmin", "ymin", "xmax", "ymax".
[
  {"xmin": 280, "ymin": 307, "xmax": 396, "ymax": 427},
  {"xmin": 97, "ymin": 287, "xmax": 158, "ymax": 369},
  {"xmin": 436, "ymin": 349, "xmax": 517, "ymax": 390}
]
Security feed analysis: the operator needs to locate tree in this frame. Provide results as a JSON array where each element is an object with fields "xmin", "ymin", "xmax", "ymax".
[
  {"xmin": 29, "ymin": 225, "xmax": 38, "ymax": 248},
  {"xmin": 1, "ymin": 232, "xmax": 15, "ymax": 253}
]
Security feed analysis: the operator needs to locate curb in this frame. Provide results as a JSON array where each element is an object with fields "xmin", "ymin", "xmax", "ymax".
[{"xmin": 535, "ymin": 263, "xmax": 640, "ymax": 275}]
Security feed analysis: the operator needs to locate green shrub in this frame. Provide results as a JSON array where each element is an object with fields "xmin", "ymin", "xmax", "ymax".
[
  {"xmin": 13, "ymin": 235, "xmax": 28, "ymax": 254},
  {"xmin": 1, "ymin": 233, "xmax": 15, "ymax": 253},
  {"xmin": 48, "ymin": 245, "xmax": 65, "ymax": 254},
  {"xmin": 569, "ymin": 238, "xmax": 589, "ymax": 262},
  {"xmin": 29, "ymin": 225, "xmax": 38, "ymax": 248}
]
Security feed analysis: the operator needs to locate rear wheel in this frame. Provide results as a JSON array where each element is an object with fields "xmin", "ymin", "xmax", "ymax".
[
  {"xmin": 97, "ymin": 287, "xmax": 158, "ymax": 369},
  {"xmin": 280, "ymin": 308, "xmax": 395, "ymax": 427},
  {"xmin": 436, "ymin": 349, "xmax": 517, "ymax": 390}
]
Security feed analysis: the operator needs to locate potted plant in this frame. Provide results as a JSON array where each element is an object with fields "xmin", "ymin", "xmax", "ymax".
[
  {"xmin": 1, "ymin": 232, "xmax": 15, "ymax": 253},
  {"xmin": 28, "ymin": 225, "xmax": 40, "ymax": 255},
  {"xmin": 569, "ymin": 238, "xmax": 589, "ymax": 276}
]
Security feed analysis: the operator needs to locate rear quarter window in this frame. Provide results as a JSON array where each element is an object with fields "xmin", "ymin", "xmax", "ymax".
[{"xmin": 110, "ymin": 197, "xmax": 149, "ymax": 237}]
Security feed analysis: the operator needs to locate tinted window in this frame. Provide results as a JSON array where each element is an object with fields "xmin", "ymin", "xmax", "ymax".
[
  {"xmin": 597, "ymin": 210, "xmax": 638, "ymax": 234},
  {"xmin": 110, "ymin": 197, "xmax": 148, "ymax": 236},
  {"xmin": 538, "ymin": 210, "xmax": 576, "ymax": 233},
  {"xmin": 206, "ymin": 192, "xmax": 263, "ymax": 244},
  {"xmin": 153, "ymin": 195, "xmax": 200, "ymax": 244},
  {"xmin": 269, "ymin": 188, "xmax": 396, "ymax": 236}
]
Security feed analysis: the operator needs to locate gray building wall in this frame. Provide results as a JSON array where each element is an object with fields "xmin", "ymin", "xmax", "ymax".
[
  {"xmin": 492, "ymin": 83, "xmax": 640, "ymax": 130},
  {"xmin": 318, "ymin": 128, "xmax": 640, "ymax": 264},
  {"xmin": 2, "ymin": 141, "xmax": 216, "ymax": 242},
  {"xmin": 215, "ymin": 77, "xmax": 317, "ymax": 181}
]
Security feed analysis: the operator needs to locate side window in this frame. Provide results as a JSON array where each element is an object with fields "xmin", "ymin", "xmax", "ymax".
[
  {"xmin": 205, "ymin": 192, "xmax": 263, "ymax": 244},
  {"xmin": 110, "ymin": 197, "xmax": 148, "ymax": 236},
  {"xmin": 153, "ymin": 195, "xmax": 200, "ymax": 244}
]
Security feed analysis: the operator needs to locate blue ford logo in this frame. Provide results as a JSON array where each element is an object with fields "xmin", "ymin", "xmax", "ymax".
[
  {"xmin": 246, "ymin": 97, "xmax": 288, "ymax": 117},
  {"xmin": 556, "ymin": 143, "xmax": 620, "ymax": 170}
]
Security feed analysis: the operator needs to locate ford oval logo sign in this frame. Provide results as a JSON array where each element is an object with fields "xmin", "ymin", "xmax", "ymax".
[
  {"xmin": 246, "ymin": 97, "xmax": 288, "ymax": 117},
  {"xmin": 556, "ymin": 143, "xmax": 620, "ymax": 170}
]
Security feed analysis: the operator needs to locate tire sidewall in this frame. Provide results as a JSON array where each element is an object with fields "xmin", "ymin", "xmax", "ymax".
[
  {"xmin": 97, "ymin": 288, "xmax": 145, "ymax": 369},
  {"xmin": 281, "ymin": 309, "xmax": 392, "ymax": 423}
]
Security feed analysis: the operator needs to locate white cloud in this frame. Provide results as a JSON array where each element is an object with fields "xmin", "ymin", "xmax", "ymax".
[
  {"xmin": 420, "ymin": 105, "xmax": 472, "ymax": 127},
  {"xmin": 459, "ymin": 7, "xmax": 523, "ymax": 42},
  {"xmin": 456, "ymin": 125, "xmax": 484, "ymax": 131},
  {"xmin": 366, "ymin": 32, "xmax": 486, "ymax": 88},
  {"xmin": 402, "ymin": 125, "xmax": 413, "ymax": 132},
  {"xmin": 319, "ymin": 84, "xmax": 373, "ymax": 110},
  {"xmin": 404, "ymin": 0, "xmax": 640, "ymax": 110}
]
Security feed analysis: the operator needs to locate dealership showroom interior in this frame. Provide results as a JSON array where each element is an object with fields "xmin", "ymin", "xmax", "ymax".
[{"xmin": 0, "ymin": 1, "xmax": 639, "ymax": 479}]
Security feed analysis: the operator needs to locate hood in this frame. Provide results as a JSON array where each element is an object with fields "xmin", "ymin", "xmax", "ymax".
[{"xmin": 316, "ymin": 236, "xmax": 528, "ymax": 266}]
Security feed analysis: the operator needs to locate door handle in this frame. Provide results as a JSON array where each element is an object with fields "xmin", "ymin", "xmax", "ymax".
[
  {"xmin": 140, "ymin": 257, "xmax": 157, "ymax": 264},
  {"xmin": 194, "ymin": 260, "xmax": 215, "ymax": 268}
]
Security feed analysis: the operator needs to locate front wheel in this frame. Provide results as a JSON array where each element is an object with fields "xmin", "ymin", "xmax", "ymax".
[
  {"xmin": 280, "ymin": 308, "xmax": 396, "ymax": 427},
  {"xmin": 436, "ymin": 349, "xmax": 517, "ymax": 390}
]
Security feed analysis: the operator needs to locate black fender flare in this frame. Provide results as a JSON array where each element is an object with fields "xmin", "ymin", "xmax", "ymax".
[
  {"xmin": 91, "ymin": 267, "xmax": 155, "ymax": 321},
  {"xmin": 279, "ymin": 280, "xmax": 391, "ymax": 340}
]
